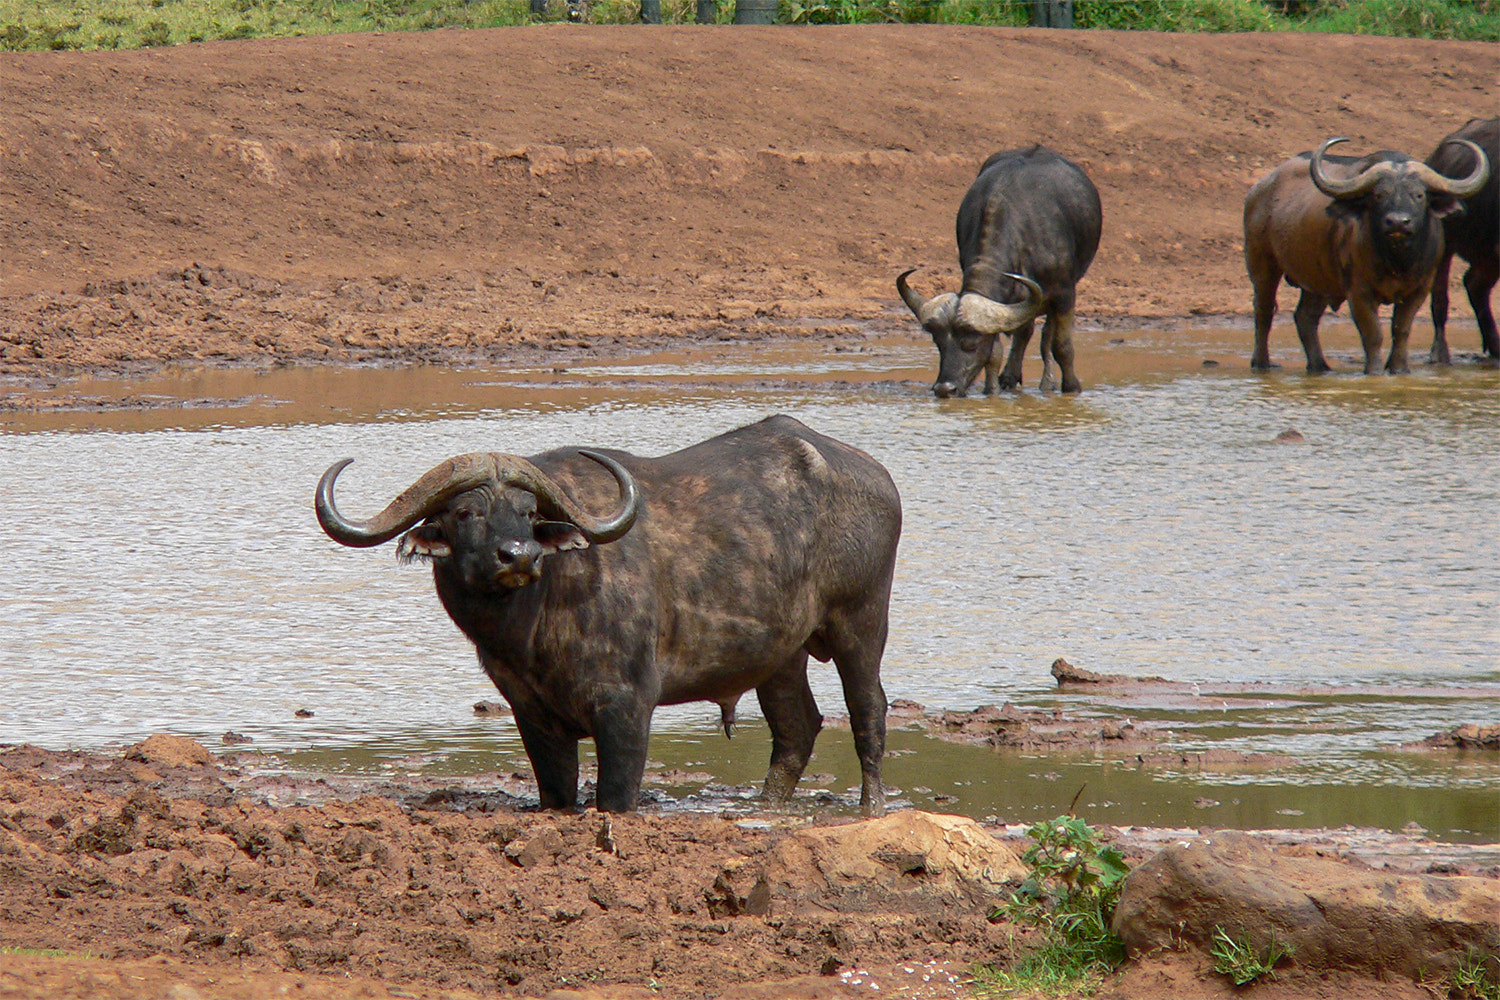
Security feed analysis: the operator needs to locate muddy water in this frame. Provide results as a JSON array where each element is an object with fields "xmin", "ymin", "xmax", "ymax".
[{"xmin": 2, "ymin": 323, "xmax": 1497, "ymax": 839}]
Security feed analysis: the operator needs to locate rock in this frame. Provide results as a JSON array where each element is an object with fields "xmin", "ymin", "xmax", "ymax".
[
  {"xmin": 1415, "ymin": 724, "xmax": 1500, "ymax": 750},
  {"xmin": 1050, "ymin": 657, "xmax": 1167, "ymax": 687},
  {"xmin": 1051, "ymin": 657, "xmax": 1107, "ymax": 684},
  {"xmin": 1112, "ymin": 831, "xmax": 1500, "ymax": 982},
  {"xmin": 220, "ymin": 731, "xmax": 252, "ymax": 746},
  {"xmin": 1274, "ymin": 428, "xmax": 1306, "ymax": 444},
  {"xmin": 473, "ymin": 700, "xmax": 510, "ymax": 716},
  {"xmin": 123, "ymin": 734, "xmax": 214, "ymax": 769},
  {"xmin": 759, "ymin": 810, "xmax": 1027, "ymax": 912}
]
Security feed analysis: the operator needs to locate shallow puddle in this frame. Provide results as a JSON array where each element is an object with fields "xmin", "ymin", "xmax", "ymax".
[{"xmin": 2, "ymin": 322, "xmax": 1496, "ymax": 840}]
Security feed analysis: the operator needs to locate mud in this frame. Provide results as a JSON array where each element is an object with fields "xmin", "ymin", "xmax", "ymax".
[
  {"xmin": 1, "ymin": 24, "xmax": 1496, "ymax": 1000},
  {"xmin": 3, "ymin": 737, "xmax": 1496, "ymax": 1000}
]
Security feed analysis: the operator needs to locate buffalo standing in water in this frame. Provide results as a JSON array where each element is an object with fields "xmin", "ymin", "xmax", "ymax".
[
  {"xmin": 315, "ymin": 416, "xmax": 901, "ymax": 816},
  {"xmin": 1244, "ymin": 135, "xmax": 1489, "ymax": 374},
  {"xmin": 1426, "ymin": 117, "xmax": 1499, "ymax": 363},
  {"xmin": 899, "ymin": 145, "xmax": 1103, "ymax": 396}
]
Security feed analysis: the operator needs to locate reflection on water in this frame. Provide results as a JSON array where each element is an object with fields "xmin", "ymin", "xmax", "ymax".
[{"xmin": 1, "ymin": 329, "xmax": 1496, "ymax": 839}]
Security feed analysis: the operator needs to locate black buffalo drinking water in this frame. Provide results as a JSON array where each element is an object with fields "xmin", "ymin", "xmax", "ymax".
[
  {"xmin": 315, "ymin": 415, "xmax": 902, "ymax": 816},
  {"xmin": 898, "ymin": 144, "xmax": 1103, "ymax": 396}
]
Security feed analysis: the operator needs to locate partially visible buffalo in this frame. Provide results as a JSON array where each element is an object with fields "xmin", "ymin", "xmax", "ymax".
[
  {"xmin": 315, "ymin": 416, "xmax": 902, "ymax": 816},
  {"xmin": 899, "ymin": 145, "xmax": 1102, "ymax": 396},
  {"xmin": 1244, "ymin": 135, "xmax": 1489, "ymax": 374},
  {"xmin": 1426, "ymin": 117, "xmax": 1499, "ymax": 362}
]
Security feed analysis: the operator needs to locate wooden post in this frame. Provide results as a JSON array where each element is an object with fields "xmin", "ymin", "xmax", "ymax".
[
  {"xmin": 641, "ymin": 0, "xmax": 661, "ymax": 21},
  {"xmin": 1031, "ymin": 0, "xmax": 1073, "ymax": 28},
  {"xmin": 696, "ymin": 0, "xmax": 717, "ymax": 22}
]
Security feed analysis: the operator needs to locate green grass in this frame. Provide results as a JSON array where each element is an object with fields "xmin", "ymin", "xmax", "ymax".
[
  {"xmin": 972, "ymin": 816, "xmax": 1130, "ymax": 998},
  {"xmin": 1209, "ymin": 925, "xmax": 1291, "ymax": 986},
  {"xmin": 1, "ymin": 0, "xmax": 1494, "ymax": 51},
  {"xmin": 1450, "ymin": 950, "xmax": 1500, "ymax": 1000}
]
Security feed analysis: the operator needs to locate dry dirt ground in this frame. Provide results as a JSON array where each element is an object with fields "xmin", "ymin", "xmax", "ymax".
[
  {"xmin": 0, "ymin": 26, "xmax": 1496, "ymax": 392},
  {"xmin": 0, "ymin": 23, "xmax": 1496, "ymax": 1000}
]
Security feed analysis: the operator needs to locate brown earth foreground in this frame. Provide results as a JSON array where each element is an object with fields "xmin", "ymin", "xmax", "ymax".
[
  {"xmin": 1, "ymin": 23, "xmax": 1497, "ymax": 1000},
  {"xmin": 2, "ymin": 736, "xmax": 1498, "ymax": 1000}
]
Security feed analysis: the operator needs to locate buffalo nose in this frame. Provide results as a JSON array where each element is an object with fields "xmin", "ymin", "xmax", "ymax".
[
  {"xmin": 1384, "ymin": 213, "xmax": 1413, "ymax": 237},
  {"xmin": 933, "ymin": 381, "xmax": 956, "ymax": 399},
  {"xmin": 496, "ymin": 539, "xmax": 541, "ymax": 575}
]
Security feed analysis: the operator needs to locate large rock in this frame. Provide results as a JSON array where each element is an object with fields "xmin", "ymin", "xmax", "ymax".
[
  {"xmin": 710, "ymin": 811, "xmax": 1026, "ymax": 917},
  {"xmin": 1113, "ymin": 831, "xmax": 1500, "ymax": 981},
  {"xmin": 124, "ymin": 734, "xmax": 215, "ymax": 768}
]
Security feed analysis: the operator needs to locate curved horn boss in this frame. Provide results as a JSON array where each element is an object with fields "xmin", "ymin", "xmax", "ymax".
[
  {"xmin": 1308, "ymin": 137, "xmax": 1393, "ymax": 199},
  {"xmin": 316, "ymin": 450, "xmax": 639, "ymax": 548},
  {"xmin": 956, "ymin": 272, "xmax": 1046, "ymax": 335}
]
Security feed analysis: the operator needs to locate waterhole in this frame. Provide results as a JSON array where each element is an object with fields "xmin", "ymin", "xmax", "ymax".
[{"xmin": 2, "ymin": 322, "xmax": 1495, "ymax": 839}]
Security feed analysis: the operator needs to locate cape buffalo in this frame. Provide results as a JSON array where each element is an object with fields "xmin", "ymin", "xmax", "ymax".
[
  {"xmin": 1244, "ymin": 135, "xmax": 1489, "ymax": 374},
  {"xmin": 1426, "ymin": 117, "xmax": 1499, "ymax": 363},
  {"xmin": 899, "ymin": 145, "xmax": 1102, "ymax": 396},
  {"xmin": 315, "ymin": 416, "xmax": 901, "ymax": 816}
]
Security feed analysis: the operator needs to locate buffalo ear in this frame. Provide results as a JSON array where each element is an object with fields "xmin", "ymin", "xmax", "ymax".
[
  {"xmin": 397, "ymin": 524, "xmax": 450, "ymax": 563},
  {"xmin": 1429, "ymin": 193, "xmax": 1463, "ymax": 219},
  {"xmin": 535, "ymin": 520, "xmax": 590, "ymax": 553}
]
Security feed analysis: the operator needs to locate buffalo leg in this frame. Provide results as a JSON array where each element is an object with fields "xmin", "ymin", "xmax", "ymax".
[
  {"xmin": 1049, "ymin": 307, "xmax": 1081, "ymax": 394},
  {"xmin": 1466, "ymin": 255, "xmax": 1500, "ymax": 358},
  {"xmin": 1429, "ymin": 252, "xmax": 1455, "ymax": 364},
  {"xmin": 1293, "ymin": 290, "xmax": 1333, "ymax": 373},
  {"xmin": 1248, "ymin": 254, "xmax": 1281, "ymax": 370},
  {"xmin": 996, "ymin": 320, "xmax": 1035, "ymax": 391},
  {"xmin": 1037, "ymin": 314, "xmax": 1059, "ymax": 392},
  {"xmin": 756, "ymin": 654, "xmax": 821, "ymax": 804},
  {"xmin": 1385, "ymin": 291, "xmax": 1424, "ymax": 374},
  {"xmin": 591, "ymin": 692, "xmax": 654, "ymax": 813},
  {"xmin": 514, "ymin": 714, "xmax": 581, "ymax": 810},
  {"xmin": 825, "ymin": 607, "xmax": 889, "ymax": 818}
]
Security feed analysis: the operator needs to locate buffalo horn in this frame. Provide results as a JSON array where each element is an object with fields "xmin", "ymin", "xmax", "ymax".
[
  {"xmin": 955, "ymin": 273, "xmax": 1046, "ymax": 335},
  {"xmin": 896, "ymin": 268, "xmax": 960, "ymax": 328},
  {"xmin": 1411, "ymin": 139, "xmax": 1490, "ymax": 197},
  {"xmin": 1309, "ymin": 137, "xmax": 1396, "ymax": 199},
  {"xmin": 315, "ymin": 450, "xmax": 639, "ymax": 549}
]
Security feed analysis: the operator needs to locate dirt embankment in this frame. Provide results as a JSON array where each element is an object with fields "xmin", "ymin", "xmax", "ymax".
[
  {"xmin": 1, "ymin": 27, "xmax": 1494, "ymax": 389},
  {"xmin": 3, "ymin": 737, "xmax": 1495, "ymax": 1000}
]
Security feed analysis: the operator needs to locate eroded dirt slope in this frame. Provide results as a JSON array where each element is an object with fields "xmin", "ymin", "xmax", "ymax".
[{"xmin": 0, "ymin": 27, "xmax": 1494, "ymax": 380}]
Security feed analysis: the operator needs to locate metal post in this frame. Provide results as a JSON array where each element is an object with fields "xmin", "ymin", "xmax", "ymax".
[
  {"xmin": 640, "ymin": 0, "xmax": 661, "ymax": 22},
  {"xmin": 734, "ymin": 0, "xmax": 777, "ymax": 24},
  {"xmin": 696, "ymin": 0, "xmax": 717, "ymax": 22},
  {"xmin": 1031, "ymin": 0, "xmax": 1073, "ymax": 28}
]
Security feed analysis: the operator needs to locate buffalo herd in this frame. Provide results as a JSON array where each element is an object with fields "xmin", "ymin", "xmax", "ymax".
[{"xmin": 316, "ymin": 117, "xmax": 1495, "ymax": 814}]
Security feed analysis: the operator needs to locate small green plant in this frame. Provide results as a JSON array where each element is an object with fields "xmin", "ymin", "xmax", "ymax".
[
  {"xmin": 974, "ymin": 815, "xmax": 1129, "ymax": 995},
  {"xmin": 1210, "ymin": 925, "xmax": 1291, "ymax": 986},
  {"xmin": 1450, "ymin": 949, "xmax": 1500, "ymax": 1000}
]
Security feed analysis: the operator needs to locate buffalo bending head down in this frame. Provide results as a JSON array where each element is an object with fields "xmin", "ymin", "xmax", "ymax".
[{"xmin": 897, "ymin": 268, "xmax": 1045, "ymax": 398}]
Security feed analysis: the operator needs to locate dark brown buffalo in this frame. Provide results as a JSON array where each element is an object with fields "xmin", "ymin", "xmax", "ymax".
[
  {"xmin": 314, "ymin": 416, "xmax": 901, "ymax": 816},
  {"xmin": 899, "ymin": 145, "xmax": 1101, "ymax": 396},
  {"xmin": 1426, "ymin": 117, "xmax": 1499, "ymax": 363},
  {"xmin": 1244, "ymin": 135, "xmax": 1489, "ymax": 374}
]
